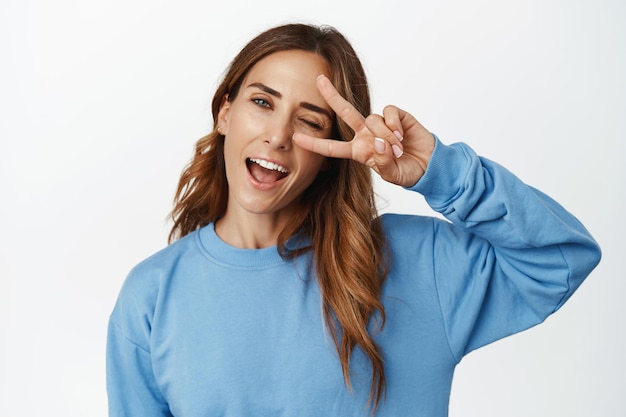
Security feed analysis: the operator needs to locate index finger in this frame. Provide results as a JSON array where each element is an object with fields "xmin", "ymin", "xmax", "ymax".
[
  {"xmin": 292, "ymin": 132, "xmax": 354, "ymax": 159},
  {"xmin": 316, "ymin": 75, "xmax": 366, "ymax": 133}
]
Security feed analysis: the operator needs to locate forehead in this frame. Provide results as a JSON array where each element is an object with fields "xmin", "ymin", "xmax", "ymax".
[{"xmin": 244, "ymin": 50, "xmax": 330, "ymax": 89}]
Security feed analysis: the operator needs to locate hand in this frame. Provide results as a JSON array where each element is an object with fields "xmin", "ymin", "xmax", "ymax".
[{"xmin": 292, "ymin": 75, "xmax": 435, "ymax": 188}]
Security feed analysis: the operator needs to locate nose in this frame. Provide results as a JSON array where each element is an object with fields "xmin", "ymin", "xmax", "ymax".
[{"xmin": 264, "ymin": 117, "xmax": 293, "ymax": 151}]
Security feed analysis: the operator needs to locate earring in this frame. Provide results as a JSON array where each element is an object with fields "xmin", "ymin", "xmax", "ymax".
[{"xmin": 216, "ymin": 126, "xmax": 223, "ymax": 135}]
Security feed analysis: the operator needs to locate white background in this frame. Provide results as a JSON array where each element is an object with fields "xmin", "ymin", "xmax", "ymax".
[{"xmin": 1, "ymin": 0, "xmax": 624, "ymax": 415}]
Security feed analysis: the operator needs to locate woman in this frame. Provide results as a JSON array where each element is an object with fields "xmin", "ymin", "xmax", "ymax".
[{"xmin": 107, "ymin": 24, "xmax": 601, "ymax": 416}]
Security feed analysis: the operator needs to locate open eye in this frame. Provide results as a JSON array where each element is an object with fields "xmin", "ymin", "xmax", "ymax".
[{"xmin": 252, "ymin": 98, "xmax": 270, "ymax": 108}]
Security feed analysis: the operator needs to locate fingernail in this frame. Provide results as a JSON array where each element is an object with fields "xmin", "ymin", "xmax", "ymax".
[
  {"xmin": 375, "ymin": 137, "xmax": 385, "ymax": 154},
  {"xmin": 393, "ymin": 130, "xmax": 404, "ymax": 141},
  {"xmin": 392, "ymin": 144, "xmax": 403, "ymax": 158}
]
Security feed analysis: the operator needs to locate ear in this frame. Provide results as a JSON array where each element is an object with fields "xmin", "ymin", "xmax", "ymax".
[{"xmin": 217, "ymin": 94, "xmax": 230, "ymax": 133}]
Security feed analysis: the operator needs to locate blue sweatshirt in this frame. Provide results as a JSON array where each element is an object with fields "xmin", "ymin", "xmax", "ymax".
[{"xmin": 107, "ymin": 138, "xmax": 601, "ymax": 416}]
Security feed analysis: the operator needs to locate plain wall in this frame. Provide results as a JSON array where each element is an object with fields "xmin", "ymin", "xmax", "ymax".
[{"xmin": 1, "ymin": 0, "xmax": 624, "ymax": 415}]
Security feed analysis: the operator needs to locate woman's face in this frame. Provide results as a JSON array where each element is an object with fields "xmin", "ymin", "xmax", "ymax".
[{"xmin": 217, "ymin": 50, "xmax": 334, "ymax": 222}]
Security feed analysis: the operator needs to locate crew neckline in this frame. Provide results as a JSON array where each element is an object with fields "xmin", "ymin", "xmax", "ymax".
[{"xmin": 196, "ymin": 223, "xmax": 308, "ymax": 269}]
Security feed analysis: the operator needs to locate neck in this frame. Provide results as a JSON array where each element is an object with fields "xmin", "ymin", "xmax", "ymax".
[{"xmin": 215, "ymin": 209, "xmax": 294, "ymax": 249}]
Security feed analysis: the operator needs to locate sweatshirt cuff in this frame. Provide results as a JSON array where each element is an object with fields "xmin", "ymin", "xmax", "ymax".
[{"xmin": 406, "ymin": 134, "xmax": 471, "ymax": 212}]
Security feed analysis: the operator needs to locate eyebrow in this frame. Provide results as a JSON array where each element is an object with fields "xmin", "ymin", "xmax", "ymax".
[
  {"xmin": 247, "ymin": 82, "xmax": 333, "ymax": 121},
  {"xmin": 248, "ymin": 82, "xmax": 282, "ymax": 98}
]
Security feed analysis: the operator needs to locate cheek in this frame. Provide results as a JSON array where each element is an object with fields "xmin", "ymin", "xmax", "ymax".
[
  {"xmin": 225, "ymin": 103, "xmax": 255, "ymax": 135},
  {"xmin": 222, "ymin": 137, "xmax": 235, "ymax": 165},
  {"xmin": 221, "ymin": 134, "xmax": 244, "ymax": 181},
  {"xmin": 300, "ymin": 152, "xmax": 327, "ymax": 178}
]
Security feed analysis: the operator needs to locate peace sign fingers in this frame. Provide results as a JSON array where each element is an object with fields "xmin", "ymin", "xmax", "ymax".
[
  {"xmin": 293, "ymin": 74, "xmax": 434, "ymax": 187},
  {"xmin": 292, "ymin": 75, "xmax": 372, "ymax": 162}
]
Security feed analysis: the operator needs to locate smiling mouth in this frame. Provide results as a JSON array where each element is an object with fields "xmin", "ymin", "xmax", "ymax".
[{"xmin": 246, "ymin": 158, "xmax": 289, "ymax": 183}]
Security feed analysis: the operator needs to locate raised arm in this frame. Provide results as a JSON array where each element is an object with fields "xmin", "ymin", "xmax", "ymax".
[{"xmin": 295, "ymin": 76, "xmax": 601, "ymax": 358}]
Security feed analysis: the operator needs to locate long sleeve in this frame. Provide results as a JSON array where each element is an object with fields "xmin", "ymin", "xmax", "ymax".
[
  {"xmin": 106, "ymin": 269, "xmax": 172, "ymax": 417},
  {"xmin": 411, "ymin": 136, "xmax": 601, "ymax": 361}
]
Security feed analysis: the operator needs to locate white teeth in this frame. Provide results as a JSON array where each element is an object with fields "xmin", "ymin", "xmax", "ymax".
[{"xmin": 249, "ymin": 158, "xmax": 288, "ymax": 173}]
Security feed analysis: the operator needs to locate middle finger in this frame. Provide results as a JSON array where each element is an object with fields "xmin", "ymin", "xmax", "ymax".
[{"xmin": 316, "ymin": 75, "xmax": 366, "ymax": 134}]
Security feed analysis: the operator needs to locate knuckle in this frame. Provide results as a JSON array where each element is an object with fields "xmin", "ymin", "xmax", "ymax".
[
  {"xmin": 365, "ymin": 114, "xmax": 378, "ymax": 123},
  {"xmin": 338, "ymin": 104, "xmax": 352, "ymax": 120},
  {"xmin": 326, "ymin": 140, "xmax": 334, "ymax": 156},
  {"xmin": 364, "ymin": 114, "xmax": 381, "ymax": 129},
  {"xmin": 373, "ymin": 157, "xmax": 391, "ymax": 172},
  {"xmin": 383, "ymin": 105, "xmax": 400, "ymax": 121}
]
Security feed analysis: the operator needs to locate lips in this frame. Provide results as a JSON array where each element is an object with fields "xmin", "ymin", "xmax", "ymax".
[{"xmin": 246, "ymin": 158, "xmax": 289, "ymax": 184}]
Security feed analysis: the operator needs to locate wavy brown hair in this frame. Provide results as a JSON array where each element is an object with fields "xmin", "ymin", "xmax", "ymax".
[{"xmin": 169, "ymin": 23, "xmax": 389, "ymax": 412}]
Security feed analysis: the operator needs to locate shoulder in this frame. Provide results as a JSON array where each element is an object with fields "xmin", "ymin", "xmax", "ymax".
[
  {"xmin": 380, "ymin": 213, "xmax": 439, "ymax": 242},
  {"xmin": 110, "ymin": 230, "xmax": 202, "ymax": 332},
  {"xmin": 380, "ymin": 213, "xmax": 437, "ymax": 262},
  {"xmin": 125, "ymin": 231, "xmax": 199, "ymax": 289}
]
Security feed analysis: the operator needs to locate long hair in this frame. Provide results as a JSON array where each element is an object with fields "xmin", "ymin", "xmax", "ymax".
[{"xmin": 169, "ymin": 23, "xmax": 389, "ymax": 412}]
